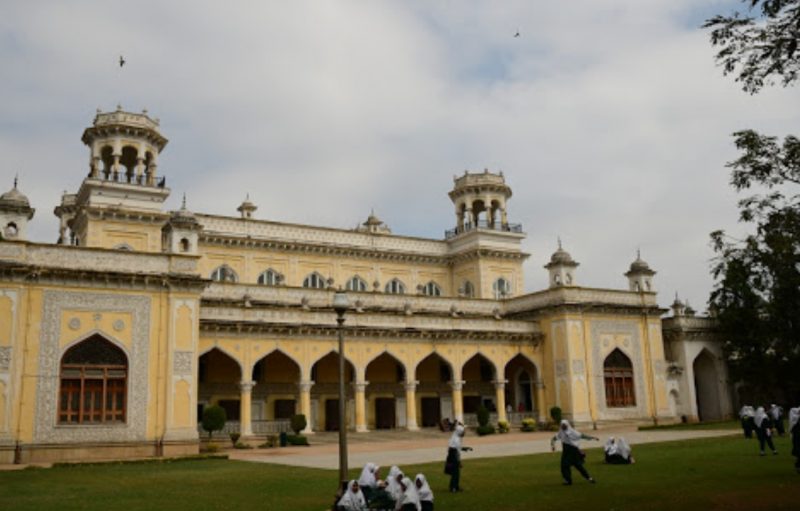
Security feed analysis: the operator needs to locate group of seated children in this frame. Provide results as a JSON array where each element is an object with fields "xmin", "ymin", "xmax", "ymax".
[
  {"xmin": 603, "ymin": 436, "xmax": 635, "ymax": 464},
  {"xmin": 336, "ymin": 463, "xmax": 434, "ymax": 511}
]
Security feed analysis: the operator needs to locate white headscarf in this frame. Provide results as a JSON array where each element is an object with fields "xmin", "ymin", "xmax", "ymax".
[
  {"xmin": 358, "ymin": 462, "xmax": 379, "ymax": 488},
  {"xmin": 754, "ymin": 406, "xmax": 768, "ymax": 428},
  {"xmin": 415, "ymin": 473, "xmax": 433, "ymax": 502},
  {"xmin": 604, "ymin": 437, "xmax": 619, "ymax": 456},
  {"xmin": 617, "ymin": 437, "xmax": 632, "ymax": 459},
  {"xmin": 386, "ymin": 466, "xmax": 404, "ymax": 501},
  {"xmin": 448, "ymin": 424, "xmax": 465, "ymax": 449},
  {"xmin": 556, "ymin": 419, "xmax": 582, "ymax": 447},
  {"xmin": 398, "ymin": 476, "xmax": 421, "ymax": 511},
  {"xmin": 789, "ymin": 407, "xmax": 800, "ymax": 432},
  {"xmin": 337, "ymin": 480, "xmax": 368, "ymax": 511},
  {"xmin": 739, "ymin": 405, "xmax": 754, "ymax": 418},
  {"xmin": 769, "ymin": 404, "xmax": 782, "ymax": 420}
]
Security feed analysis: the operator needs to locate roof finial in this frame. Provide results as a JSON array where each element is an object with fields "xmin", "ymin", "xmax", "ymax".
[
  {"xmin": 557, "ymin": 236, "xmax": 562, "ymax": 250},
  {"xmin": 13, "ymin": 173, "xmax": 18, "ymax": 189},
  {"xmin": 181, "ymin": 192, "xmax": 187, "ymax": 210},
  {"xmin": 637, "ymin": 247, "xmax": 641, "ymax": 260}
]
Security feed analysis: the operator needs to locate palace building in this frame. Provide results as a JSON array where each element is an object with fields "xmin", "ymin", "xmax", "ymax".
[{"xmin": 0, "ymin": 107, "xmax": 733, "ymax": 463}]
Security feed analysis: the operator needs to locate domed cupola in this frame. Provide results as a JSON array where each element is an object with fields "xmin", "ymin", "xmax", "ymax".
[
  {"xmin": 0, "ymin": 177, "xmax": 35, "ymax": 240},
  {"xmin": 544, "ymin": 239, "xmax": 579, "ymax": 287},
  {"xmin": 625, "ymin": 250, "xmax": 656, "ymax": 292},
  {"xmin": 162, "ymin": 194, "xmax": 202, "ymax": 254}
]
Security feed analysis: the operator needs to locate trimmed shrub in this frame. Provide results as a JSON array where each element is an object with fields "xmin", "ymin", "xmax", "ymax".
[
  {"xmin": 549, "ymin": 406, "xmax": 562, "ymax": 424},
  {"xmin": 497, "ymin": 420, "xmax": 510, "ymax": 433},
  {"xmin": 521, "ymin": 418, "xmax": 537, "ymax": 432},
  {"xmin": 286, "ymin": 434, "xmax": 309, "ymax": 446},
  {"xmin": 290, "ymin": 414, "xmax": 307, "ymax": 435},
  {"xmin": 229, "ymin": 432, "xmax": 241, "ymax": 446},
  {"xmin": 234, "ymin": 441, "xmax": 253, "ymax": 449},
  {"xmin": 201, "ymin": 405, "xmax": 227, "ymax": 439},
  {"xmin": 476, "ymin": 424, "xmax": 495, "ymax": 436},
  {"xmin": 476, "ymin": 405, "xmax": 490, "ymax": 428}
]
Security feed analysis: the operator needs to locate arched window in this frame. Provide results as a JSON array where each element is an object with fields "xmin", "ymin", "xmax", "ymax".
[
  {"xmin": 422, "ymin": 281, "xmax": 442, "ymax": 296},
  {"xmin": 58, "ymin": 335, "xmax": 127, "ymax": 424},
  {"xmin": 179, "ymin": 238, "xmax": 191, "ymax": 253},
  {"xmin": 4, "ymin": 222, "xmax": 18, "ymax": 238},
  {"xmin": 493, "ymin": 277, "xmax": 511, "ymax": 299},
  {"xmin": 346, "ymin": 275, "xmax": 368, "ymax": 292},
  {"xmin": 461, "ymin": 281, "xmax": 475, "ymax": 298},
  {"xmin": 114, "ymin": 243, "xmax": 134, "ymax": 251},
  {"xmin": 210, "ymin": 265, "xmax": 238, "ymax": 283},
  {"xmin": 303, "ymin": 272, "xmax": 326, "ymax": 289},
  {"xmin": 604, "ymin": 349, "xmax": 636, "ymax": 407},
  {"xmin": 385, "ymin": 278, "xmax": 406, "ymax": 295},
  {"xmin": 258, "ymin": 269, "xmax": 281, "ymax": 286}
]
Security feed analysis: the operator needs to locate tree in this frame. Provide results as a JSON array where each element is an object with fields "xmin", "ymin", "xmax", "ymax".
[
  {"xmin": 704, "ymin": 1, "xmax": 800, "ymax": 94},
  {"xmin": 704, "ymin": 1, "xmax": 800, "ymax": 403},
  {"xmin": 201, "ymin": 405, "xmax": 227, "ymax": 440}
]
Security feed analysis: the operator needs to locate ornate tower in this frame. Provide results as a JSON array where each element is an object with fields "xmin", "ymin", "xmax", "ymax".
[
  {"xmin": 55, "ymin": 106, "xmax": 170, "ymax": 249},
  {"xmin": 162, "ymin": 195, "xmax": 202, "ymax": 255},
  {"xmin": 448, "ymin": 169, "xmax": 516, "ymax": 234},
  {"xmin": 625, "ymin": 250, "xmax": 656, "ymax": 292},
  {"xmin": 544, "ymin": 240, "xmax": 578, "ymax": 288},
  {"xmin": 0, "ymin": 178, "xmax": 35, "ymax": 241}
]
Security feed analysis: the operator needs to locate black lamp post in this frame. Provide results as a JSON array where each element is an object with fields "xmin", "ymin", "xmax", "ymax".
[{"xmin": 332, "ymin": 290, "xmax": 350, "ymax": 486}]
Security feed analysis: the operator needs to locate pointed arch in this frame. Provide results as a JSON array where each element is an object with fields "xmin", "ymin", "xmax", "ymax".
[
  {"xmin": 413, "ymin": 351, "xmax": 454, "ymax": 383},
  {"xmin": 604, "ymin": 348, "xmax": 635, "ymax": 407},
  {"xmin": 257, "ymin": 268, "xmax": 282, "ymax": 286},
  {"xmin": 385, "ymin": 278, "xmax": 406, "ymax": 295},
  {"xmin": 461, "ymin": 280, "xmax": 475, "ymax": 298},
  {"xmin": 59, "ymin": 333, "xmax": 128, "ymax": 424},
  {"xmin": 421, "ymin": 281, "xmax": 442, "ymax": 297},
  {"xmin": 493, "ymin": 277, "xmax": 511, "ymax": 299},
  {"xmin": 365, "ymin": 351, "xmax": 406, "ymax": 384},
  {"xmin": 198, "ymin": 347, "xmax": 243, "ymax": 384},
  {"xmin": 302, "ymin": 272, "xmax": 326, "ymax": 289},
  {"xmin": 463, "ymin": 352, "xmax": 497, "ymax": 383},
  {"xmin": 346, "ymin": 275, "xmax": 369, "ymax": 293},
  {"xmin": 210, "ymin": 264, "xmax": 238, "ymax": 283},
  {"xmin": 504, "ymin": 353, "xmax": 540, "ymax": 414},
  {"xmin": 251, "ymin": 348, "xmax": 301, "ymax": 383},
  {"xmin": 693, "ymin": 348, "xmax": 721, "ymax": 421},
  {"xmin": 310, "ymin": 350, "xmax": 356, "ymax": 384}
]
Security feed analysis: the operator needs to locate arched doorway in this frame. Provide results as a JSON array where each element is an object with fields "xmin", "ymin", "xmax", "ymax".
[
  {"xmin": 462, "ymin": 353, "xmax": 496, "ymax": 416},
  {"xmin": 504, "ymin": 354, "xmax": 538, "ymax": 415},
  {"xmin": 58, "ymin": 335, "xmax": 127, "ymax": 424},
  {"xmin": 693, "ymin": 350, "xmax": 721, "ymax": 421},
  {"xmin": 198, "ymin": 348, "xmax": 242, "ymax": 426},
  {"xmin": 415, "ymin": 353, "xmax": 453, "ymax": 427},
  {"xmin": 365, "ymin": 352, "xmax": 405, "ymax": 429},
  {"xmin": 251, "ymin": 350, "xmax": 301, "ymax": 426},
  {"xmin": 604, "ymin": 349, "xmax": 636, "ymax": 408},
  {"xmin": 310, "ymin": 352, "xmax": 355, "ymax": 431}
]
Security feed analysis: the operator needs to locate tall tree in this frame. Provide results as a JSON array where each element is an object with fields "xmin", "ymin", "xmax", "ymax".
[{"xmin": 705, "ymin": 1, "xmax": 800, "ymax": 401}]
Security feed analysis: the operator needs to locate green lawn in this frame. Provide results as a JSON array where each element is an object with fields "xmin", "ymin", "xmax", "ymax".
[
  {"xmin": 638, "ymin": 419, "xmax": 742, "ymax": 431},
  {"xmin": 2, "ymin": 435, "xmax": 798, "ymax": 511}
]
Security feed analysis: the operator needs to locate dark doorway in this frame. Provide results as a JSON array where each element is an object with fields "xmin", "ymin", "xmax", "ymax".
[
  {"xmin": 421, "ymin": 397, "xmax": 441, "ymax": 427},
  {"xmin": 325, "ymin": 399, "xmax": 340, "ymax": 431},
  {"xmin": 218, "ymin": 399, "xmax": 241, "ymax": 421},
  {"xmin": 463, "ymin": 396, "xmax": 482, "ymax": 414},
  {"xmin": 375, "ymin": 398, "xmax": 396, "ymax": 429},
  {"xmin": 274, "ymin": 399, "xmax": 296, "ymax": 420}
]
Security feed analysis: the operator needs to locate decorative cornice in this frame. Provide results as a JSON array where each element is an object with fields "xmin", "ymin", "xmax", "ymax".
[{"xmin": 199, "ymin": 319, "xmax": 542, "ymax": 344}]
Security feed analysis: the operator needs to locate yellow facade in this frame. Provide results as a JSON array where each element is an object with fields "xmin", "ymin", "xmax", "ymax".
[{"xmin": 0, "ymin": 108, "xmax": 711, "ymax": 464}]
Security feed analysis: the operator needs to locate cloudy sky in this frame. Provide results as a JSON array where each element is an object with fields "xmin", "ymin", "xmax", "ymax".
[{"xmin": 1, "ymin": 1, "xmax": 797, "ymax": 311}]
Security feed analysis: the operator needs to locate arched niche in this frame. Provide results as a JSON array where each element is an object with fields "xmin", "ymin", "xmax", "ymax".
[{"xmin": 693, "ymin": 349, "xmax": 721, "ymax": 421}]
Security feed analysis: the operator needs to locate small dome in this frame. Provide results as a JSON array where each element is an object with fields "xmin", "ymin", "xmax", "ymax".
[
  {"xmin": 0, "ymin": 183, "xmax": 30, "ymax": 208},
  {"xmin": 167, "ymin": 194, "xmax": 200, "ymax": 228},
  {"xmin": 629, "ymin": 256, "xmax": 651, "ymax": 273},
  {"xmin": 356, "ymin": 209, "xmax": 391, "ymax": 234},
  {"xmin": 550, "ymin": 247, "xmax": 574, "ymax": 265}
]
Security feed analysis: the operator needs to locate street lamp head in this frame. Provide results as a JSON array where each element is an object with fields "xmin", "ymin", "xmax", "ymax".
[{"xmin": 333, "ymin": 290, "xmax": 349, "ymax": 317}]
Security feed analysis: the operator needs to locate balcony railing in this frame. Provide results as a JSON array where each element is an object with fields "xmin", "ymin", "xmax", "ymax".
[{"xmin": 445, "ymin": 221, "xmax": 523, "ymax": 239}]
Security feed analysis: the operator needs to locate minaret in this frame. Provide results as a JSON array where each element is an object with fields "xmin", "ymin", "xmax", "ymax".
[
  {"xmin": 625, "ymin": 250, "xmax": 656, "ymax": 292},
  {"xmin": 162, "ymin": 194, "xmax": 202, "ymax": 254},
  {"xmin": 237, "ymin": 195, "xmax": 257, "ymax": 219},
  {"xmin": 0, "ymin": 176, "xmax": 35, "ymax": 241},
  {"xmin": 55, "ymin": 106, "xmax": 170, "ymax": 247},
  {"xmin": 544, "ymin": 239, "xmax": 578, "ymax": 288},
  {"xmin": 447, "ymin": 169, "xmax": 516, "ymax": 236}
]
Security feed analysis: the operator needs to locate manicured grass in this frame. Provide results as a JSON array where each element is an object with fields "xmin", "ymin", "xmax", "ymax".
[
  {"xmin": 639, "ymin": 419, "xmax": 742, "ymax": 431},
  {"xmin": 2, "ymin": 435, "xmax": 798, "ymax": 511}
]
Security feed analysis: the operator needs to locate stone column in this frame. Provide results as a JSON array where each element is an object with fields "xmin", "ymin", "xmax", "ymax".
[
  {"xmin": 111, "ymin": 154, "xmax": 121, "ymax": 181},
  {"xmin": 299, "ymin": 380, "xmax": 314, "ymax": 434},
  {"xmin": 494, "ymin": 380, "xmax": 508, "ymax": 423},
  {"xmin": 354, "ymin": 381, "xmax": 368, "ymax": 433},
  {"xmin": 450, "ymin": 380, "xmax": 465, "ymax": 423},
  {"xmin": 465, "ymin": 208, "xmax": 473, "ymax": 229},
  {"xmin": 501, "ymin": 207, "xmax": 508, "ymax": 227},
  {"xmin": 405, "ymin": 381, "xmax": 419, "ymax": 431},
  {"xmin": 535, "ymin": 380, "xmax": 547, "ymax": 422},
  {"xmin": 239, "ymin": 380, "xmax": 256, "ymax": 437}
]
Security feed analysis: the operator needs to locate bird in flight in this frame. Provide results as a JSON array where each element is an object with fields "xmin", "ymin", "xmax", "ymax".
[
  {"xmin": 514, "ymin": 30, "xmax": 520, "ymax": 38},
  {"xmin": 119, "ymin": 55, "xmax": 126, "ymax": 68}
]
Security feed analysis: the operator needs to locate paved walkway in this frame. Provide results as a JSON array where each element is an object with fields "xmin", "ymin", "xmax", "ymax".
[{"xmin": 229, "ymin": 426, "xmax": 739, "ymax": 469}]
